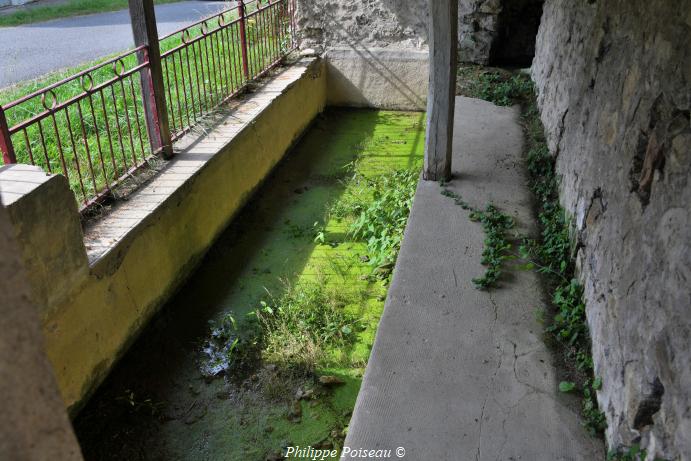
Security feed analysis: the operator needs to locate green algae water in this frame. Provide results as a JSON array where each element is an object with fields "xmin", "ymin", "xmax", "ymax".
[{"xmin": 75, "ymin": 109, "xmax": 425, "ymax": 460}]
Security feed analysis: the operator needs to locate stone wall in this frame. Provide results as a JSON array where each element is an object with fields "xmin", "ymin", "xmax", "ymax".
[
  {"xmin": 532, "ymin": 0, "xmax": 691, "ymax": 458},
  {"xmin": 458, "ymin": 0, "xmax": 501, "ymax": 64},
  {"xmin": 295, "ymin": 0, "xmax": 541, "ymax": 67},
  {"xmin": 296, "ymin": 0, "xmax": 428, "ymax": 51}
]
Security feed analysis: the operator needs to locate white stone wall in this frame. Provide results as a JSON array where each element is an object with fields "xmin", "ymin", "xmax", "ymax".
[
  {"xmin": 296, "ymin": 0, "xmax": 429, "ymax": 51},
  {"xmin": 296, "ymin": 0, "xmax": 542, "ymax": 66},
  {"xmin": 532, "ymin": 0, "xmax": 691, "ymax": 458},
  {"xmin": 296, "ymin": 0, "xmax": 499, "ymax": 64}
]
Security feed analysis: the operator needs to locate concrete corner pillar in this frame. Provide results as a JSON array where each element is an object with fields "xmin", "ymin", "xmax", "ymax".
[
  {"xmin": 0, "ymin": 165, "xmax": 88, "ymax": 314},
  {"xmin": 0, "ymin": 201, "xmax": 83, "ymax": 460}
]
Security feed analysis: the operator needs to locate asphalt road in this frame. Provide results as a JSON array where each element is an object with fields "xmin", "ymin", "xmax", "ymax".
[{"xmin": 0, "ymin": 1, "xmax": 229, "ymax": 89}]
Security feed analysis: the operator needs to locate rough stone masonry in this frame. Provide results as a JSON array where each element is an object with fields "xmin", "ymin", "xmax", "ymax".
[
  {"xmin": 296, "ymin": 0, "xmax": 521, "ymax": 64},
  {"xmin": 532, "ymin": 0, "xmax": 690, "ymax": 459}
]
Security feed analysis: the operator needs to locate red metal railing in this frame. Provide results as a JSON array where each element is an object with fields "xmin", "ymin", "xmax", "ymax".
[
  {"xmin": 0, "ymin": 48, "xmax": 153, "ymax": 209},
  {"xmin": 159, "ymin": 0, "xmax": 296, "ymax": 140},
  {"xmin": 0, "ymin": 0, "xmax": 296, "ymax": 211}
]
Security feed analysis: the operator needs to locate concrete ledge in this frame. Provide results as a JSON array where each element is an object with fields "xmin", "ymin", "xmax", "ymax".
[
  {"xmin": 325, "ymin": 47, "xmax": 428, "ymax": 111},
  {"xmin": 0, "ymin": 57, "xmax": 326, "ymax": 414}
]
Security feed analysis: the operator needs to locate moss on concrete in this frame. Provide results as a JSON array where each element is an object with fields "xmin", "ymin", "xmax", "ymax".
[{"xmin": 75, "ymin": 108, "xmax": 425, "ymax": 460}]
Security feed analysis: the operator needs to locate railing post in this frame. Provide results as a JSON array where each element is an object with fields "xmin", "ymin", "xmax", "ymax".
[
  {"xmin": 0, "ymin": 106, "xmax": 17, "ymax": 165},
  {"xmin": 128, "ymin": 0, "xmax": 173, "ymax": 159},
  {"xmin": 238, "ymin": 0, "xmax": 251, "ymax": 80}
]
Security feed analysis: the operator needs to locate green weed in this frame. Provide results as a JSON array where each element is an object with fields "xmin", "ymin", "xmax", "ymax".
[
  {"xmin": 343, "ymin": 168, "xmax": 419, "ymax": 279},
  {"xmin": 607, "ymin": 443, "xmax": 669, "ymax": 461},
  {"xmin": 440, "ymin": 189, "xmax": 515, "ymax": 290},
  {"xmin": 456, "ymin": 65, "xmax": 533, "ymax": 107},
  {"xmin": 469, "ymin": 204, "xmax": 515, "ymax": 289},
  {"xmin": 254, "ymin": 279, "xmax": 363, "ymax": 373},
  {"xmin": 513, "ymin": 74, "xmax": 607, "ymax": 436}
]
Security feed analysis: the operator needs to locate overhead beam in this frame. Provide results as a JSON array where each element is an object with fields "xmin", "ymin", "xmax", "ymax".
[{"xmin": 423, "ymin": 0, "xmax": 458, "ymax": 181}]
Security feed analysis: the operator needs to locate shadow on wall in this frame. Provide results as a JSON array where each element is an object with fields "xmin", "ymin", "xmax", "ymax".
[
  {"xmin": 297, "ymin": 0, "xmax": 429, "ymax": 111},
  {"xmin": 325, "ymin": 48, "xmax": 428, "ymax": 111}
]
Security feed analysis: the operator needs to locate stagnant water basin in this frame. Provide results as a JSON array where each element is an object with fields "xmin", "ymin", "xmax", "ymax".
[{"xmin": 75, "ymin": 108, "xmax": 425, "ymax": 460}]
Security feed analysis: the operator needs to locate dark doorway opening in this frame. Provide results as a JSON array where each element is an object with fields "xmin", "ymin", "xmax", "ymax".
[{"xmin": 490, "ymin": 0, "xmax": 545, "ymax": 67}]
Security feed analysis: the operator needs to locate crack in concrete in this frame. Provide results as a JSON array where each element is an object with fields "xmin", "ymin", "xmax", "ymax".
[
  {"xmin": 509, "ymin": 339, "xmax": 550, "ymax": 399},
  {"xmin": 476, "ymin": 396, "xmax": 487, "ymax": 461},
  {"xmin": 476, "ymin": 291, "xmax": 503, "ymax": 461},
  {"xmin": 488, "ymin": 290, "xmax": 499, "ymax": 324}
]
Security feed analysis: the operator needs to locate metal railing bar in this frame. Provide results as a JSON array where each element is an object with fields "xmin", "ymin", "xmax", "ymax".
[{"xmin": 1, "ymin": 46, "xmax": 148, "ymax": 111}]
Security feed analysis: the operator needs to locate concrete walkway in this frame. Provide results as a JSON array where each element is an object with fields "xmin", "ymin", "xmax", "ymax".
[
  {"xmin": 0, "ymin": 1, "xmax": 228, "ymax": 89},
  {"xmin": 343, "ymin": 97, "xmax": 604, "ymax": 460}
]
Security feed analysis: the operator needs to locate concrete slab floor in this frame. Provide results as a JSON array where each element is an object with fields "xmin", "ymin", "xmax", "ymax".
[{"xmin": 343, "ymin": 97, "xmax": 605, "ymax": 460}]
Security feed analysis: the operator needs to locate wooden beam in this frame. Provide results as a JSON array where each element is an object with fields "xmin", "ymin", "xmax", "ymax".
[
  {"xmin": 423, "ymin": 0, "xmax": 458, "ymax": 181},
  {"xmin": 128, "ymin": 0, "xmax": 173, "ymax": 159}
]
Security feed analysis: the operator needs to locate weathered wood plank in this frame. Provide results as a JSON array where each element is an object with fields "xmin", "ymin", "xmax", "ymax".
[
  {"xmin": 423, "ymin": 0, "xmax": 458, "ymax": 181},
  {"xmin": 128, "ymin": 0, "xmax": 173, "ymax": 158}
]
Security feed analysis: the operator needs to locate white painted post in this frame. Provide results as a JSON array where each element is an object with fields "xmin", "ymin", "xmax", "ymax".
[{"xmin": 423, "ymin": 0, "xmax": 458, "ymax": 181}]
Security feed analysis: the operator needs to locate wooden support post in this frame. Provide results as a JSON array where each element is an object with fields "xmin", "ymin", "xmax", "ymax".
[
  {"xmin": 423, "ymin": 0, "xmax": 458, "ymax": 181},
  {"xmin": 128, "ymin": 0, "xmax": 173, "ymax": 159}
]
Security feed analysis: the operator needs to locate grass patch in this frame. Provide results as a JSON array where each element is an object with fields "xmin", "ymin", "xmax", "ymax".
[
  {"xmin": 0, "ymin": 0, "xmax": 181, "ymax": 28},
  {"xmin": 255, "ymin": 278, "xmax": 365, "ymax": 372}
]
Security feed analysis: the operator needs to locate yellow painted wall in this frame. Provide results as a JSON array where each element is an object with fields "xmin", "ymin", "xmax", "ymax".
[{"xmin": 30, "ymin": 59, "xmax": 326, "ymax": 414}]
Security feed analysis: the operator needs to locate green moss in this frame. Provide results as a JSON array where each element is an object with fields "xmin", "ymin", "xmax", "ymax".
[{"xmin": 75, "ymin": 109, "xmax": 425, "ymax": 460}]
